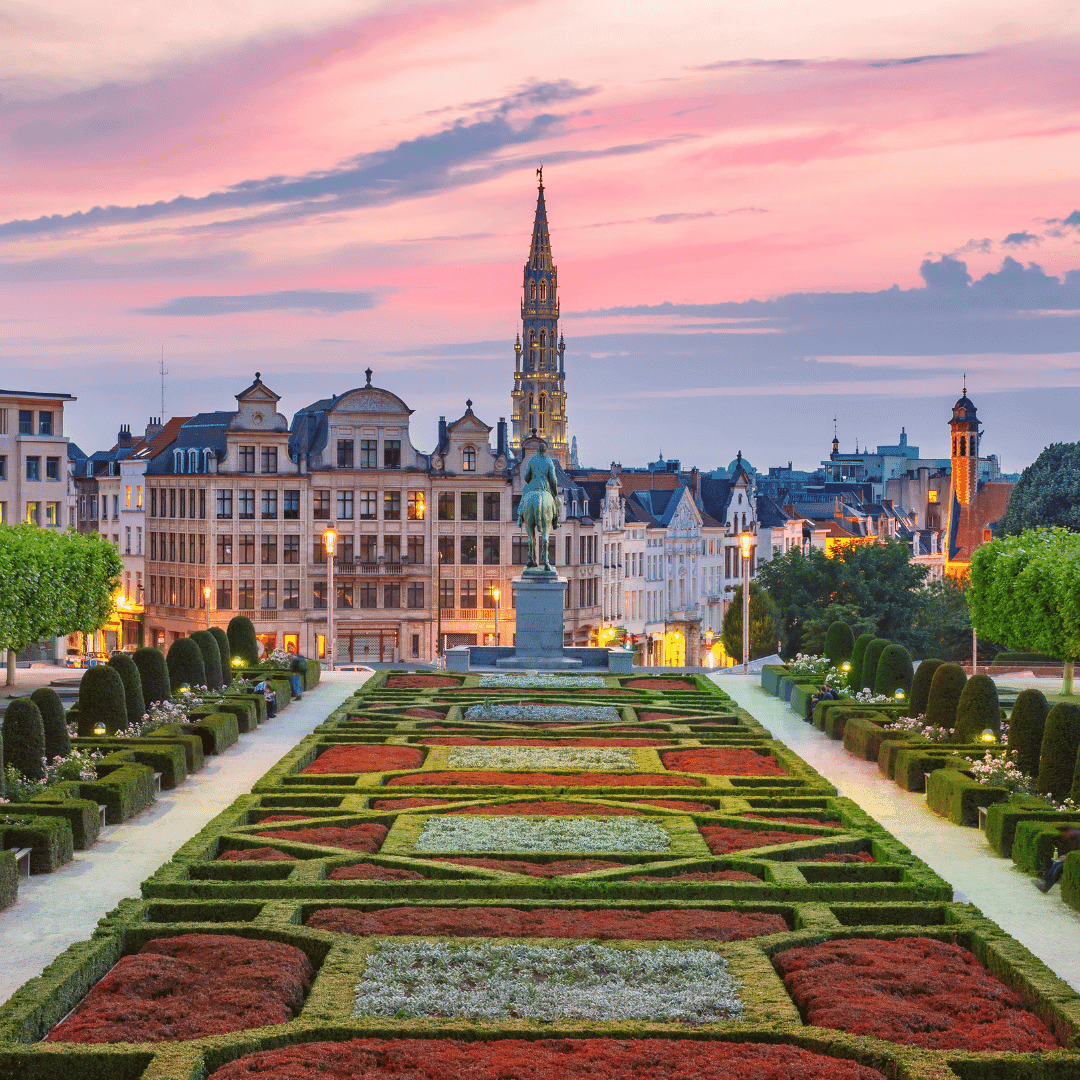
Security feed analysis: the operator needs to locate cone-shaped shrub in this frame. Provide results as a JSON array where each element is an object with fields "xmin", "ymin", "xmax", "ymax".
[
  {"xmin": 953, "ymin": 673, "xmax": 1001, "ymax": 744},
  {"xmin": 108, "ymin": 653, "xmax": 146, "ymax": 730},
  {"xmin": 78, "ymin": 664, "xmax": 129, "ymax": 737},
  {"xmin": 849, "ymin": 634, "xmax": 875, "ymax": 690},
  {"xmin": 860, "ymin": 638, "xmax": 890, "ymax": 692},
  {"xmin": 909, "ymin": 659, "xmax": 944, "ymax": 716},
  {"xmin": 824, "ymin": 621, "xmax": 856, "ymax": 666},
  {"xmin": 1037, "ymin": 703, "xmax": 1080, "ymax": 801},
  {"xmin": 190, "ymin": 630, "xmax": 223, "ymax": 690},
  {"xmin": 227, "ymin": 615, "xmax": 259, "ymax": 666},
  {"xmin": 166, "ymin": 637, "xmax": 206, "ymax": 692},
  {"xmin": 2, "ymin": 698, "xmax": 46, "ymax": 780},
  {"xmin": 1070, "ymin": 743, "xmax": 1080, "ymax": 804},
  {"xmin": 31, "ymin": 687, "xmax": 70, "ymax": 760},
  {"xmin": 925, "ymin": 663, "xmax": 967, "ymax": 733},
  {"xmin": 209, "ymin": 627, "xmax": 232, "ymax": 684},
  {"xmin": 133, "ymin": 647, "xmax": 171, "ymax": 707},
  {"xmin": 873, "ymin": 643, "xmax": 914, "ymax": 699},
  {"xmin": 1008, "ymin": 689, "xmax": 1050, "ymax": 780}
]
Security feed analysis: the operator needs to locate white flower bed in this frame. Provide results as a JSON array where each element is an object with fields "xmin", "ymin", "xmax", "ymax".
[
  {"xmin": 446, "ymin": 746, "xmax": 637, "ymax": 771},
  {"xmin": 414, "ymin": 815, "xmax": 672, "ymax": 853},
  {"xmin": 464, "ymin": 703, "xmax": 621, "ymax": 724},
  {"xmin": 353, "ymin": 941, "xmax": 743, "ymax": 1023},
  {"xmin": 477, "ymin": 674, "xmax": 606, "ymax": 688}
]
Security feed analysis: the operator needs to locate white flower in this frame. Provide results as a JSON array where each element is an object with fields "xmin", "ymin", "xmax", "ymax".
[
  {"xmin": 446, "ymin": 746, "xmax": 637, "ymax": 771},
  {"xmin": 414, "ymin": 815, "xmax": 672, "ymax": 854},
  {"xmin": 464, "ymin": 704, "xmax": 621, "ymax": 724}
]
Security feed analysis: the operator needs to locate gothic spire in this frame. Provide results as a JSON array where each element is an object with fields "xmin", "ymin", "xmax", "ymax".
[{"xmin": 528, "ymin": 170, "xmax": 553, "ymax": 271}]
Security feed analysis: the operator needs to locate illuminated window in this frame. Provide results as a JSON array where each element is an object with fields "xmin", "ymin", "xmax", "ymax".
[
  {"xmin": 928, "ymin": 490, "xmax": 938, "ymax": 503},
  {"xmin": 407, "ymin": 490, "xmax": 425, "ymax": 520},
  {"xmin": 462, "ymin": 446, "xmax": 476, "ymax": 472}
]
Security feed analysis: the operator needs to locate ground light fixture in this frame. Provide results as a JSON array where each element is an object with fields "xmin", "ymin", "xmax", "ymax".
[
  {"xmin": 232, "ymin": 657, "xmax": 243, "ymax": 668},
  {"xmin": 323, "ymin": 526, "xmax": 337, "ymax": 672},
  {"xmin": 92, "ymin": 722, "xmax": 107, "ymax": 736},
  {"xmin": 981, "ymin": 728, "xmax": 997, "ymax": 743},
  {"xmin": 740, "ymin": 531, "xmax": 752, "ymax": 674},
  {"xmin": 894, "ymin": 689, "xmax": 906, "ymax": 702},
  {"xmin": 841, "ymin": 661, "xmax": 851, "ymax": 673}
]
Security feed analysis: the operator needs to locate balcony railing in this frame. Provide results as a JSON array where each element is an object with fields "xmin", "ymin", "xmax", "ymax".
[
  {"xmin": 439, "ymin": 608, "xmax": 497, "ymax": 621},
  {"xmin": 333, "ymin": 560, "xmax": 423, "ymax": 575}
]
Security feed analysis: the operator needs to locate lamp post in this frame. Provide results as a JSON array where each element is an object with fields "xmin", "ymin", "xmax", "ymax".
[
  {"xmin": 437, "ymin": 549, "xmax": 444, "ymax": 659},
  {"xmin": 492, "ymin": 587, "xmax": 500, "ymax": 647},
  {"xmin": 323, "ymin": 527, "xmax": 337, "ymax": 671},
  {"xmin": 740, "ymin": 531, "xmax": 752, "ymax": 675},
  {"xmin": 202, "ymin": 585, "xmax": 212, "ymax": 630}
]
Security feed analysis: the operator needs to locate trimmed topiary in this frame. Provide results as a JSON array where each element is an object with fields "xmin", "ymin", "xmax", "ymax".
[
  {"xmin": 953, "ymin": 674, "xmax": 1001, "ymax": 744},
  {"xmin": 30, "ymin": 687, "xmax": 70, "ymax": 760},
  {"xmin": 2, "ymin": 698, "xmax": 47, "ymax": 780},
  {"xmin": 1037, "ymin": 703, "xmax": 1080, "ymax": 801},
  {"xmin": 824, "ymin": 621, "xmax": 856, "ymax": 667},
  {"xmin": 859, "ymin": 638, "xmax": 890, "ymax": 692},
  {"xmin": 166, "ymin": 637, "xmax": 207, "ymax": 693},
  {"xmin": 108, "ymin": 653, "xmax": 146, "ymax": 730},
  {"xmin": 209, "ymin": 627, "xmax": 232, "ymax": 685},
  {"xmin": 873, "ymin": 644, "xmax": 914, "ymax": 700},
  {"xmin": 133, "ymin": 647, "xmax": 171, "ymax": 707},
  {"xmin": 78, "ymin": 664, "xmax": 129, "ymax": 737},
  {"xmin": 190, "ymin": 631, "xmax": 224, "ymax": 691},
  {"xmin": 925, "ymin": 663, "xmax": 967, "ymax": 733},
  {"xmin": 1071, "ymin": 743, "xmax": 1080, "ymax": 804},
  {"xmin": 1007, "ymin": 689, "xmax": 1049, "ymax": 781},
  {"xmin": 227, "ymin": 615, "xmax": 259, "ymax": 667},
  {"xmin": 849, "ymin": 634, "xmax": 875, "ymax": 691},
  {"xmin": 909, "ymin": 659, "xmax": 944, "ymax": 717}
]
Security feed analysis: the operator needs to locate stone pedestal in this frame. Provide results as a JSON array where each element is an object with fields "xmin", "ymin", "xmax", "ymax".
[{"xmin": 495, "ymin": 571, "xmax": 582, "ymax": 669}]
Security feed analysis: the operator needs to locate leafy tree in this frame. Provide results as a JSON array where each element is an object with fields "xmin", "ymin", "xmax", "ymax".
[
  {"xmin": 997, "ymin": 442, "xmax": 1080, "ymax": 536},
  {"xmin": 801, "ymin": 605, "xmax": 877, "ymax": 657},
  {"xmin": 721, "ymin": 582, "xmax": 780, "ymax": 664},
  {"xmin": 909, "ymin": 577, "xmax": 977, "ymax": 662}
]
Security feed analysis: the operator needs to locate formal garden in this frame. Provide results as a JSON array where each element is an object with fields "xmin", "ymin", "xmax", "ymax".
[{"xmin": 0, "ymin": 669, "xmax": 1077, "ymax": 1079}]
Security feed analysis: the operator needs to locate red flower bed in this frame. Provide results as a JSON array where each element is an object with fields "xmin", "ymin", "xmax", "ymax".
[
  {"xmin": 372, "ymin": 798, "xmax": 459, "ymax": 810},
  {"xmin": 327, "ymin": 864, "xmax": 425, "ymax": 881},
  {"xmin": 630, "ymin": 869, "xmax": 763, "ymax": 883},
  {"xmin": 385, "ymin": 675, "xmax": 459, "ymax": 688},
  {"xmin": 446, "ymin": 800, "xmax": 639, "ymax": 816},
  {"xmin": 307, "ymin": 905, "xmax": 787, "ymax": 941},
  {"xmin": 662, "ymin": 748, "xmax": 786, "ymax": 776},
  {"xmin": 773, "ymin": 936, "xmax": 1060, "ymax": 1051},
  {"xmin": 746, "ymin": 815, "xmax": 841, "ymax": 827},
  {"xmin": 637, "ymin": 711, "xmax": 685, "ymax": 721},
  {"xmin": 421, "ymin": 736, "xmax": 668, "ymax": 747},
  {"xmin": 47, "ymin": 934, "xmax": 313, "ymax": 1044},
  {"xmin": 217, "ymin": 847, "xmax": 298, "ymax": 862},
  {"xmin": 404, "ymin": 708, "xmax": 444, "ymax": 718},
  {"xmin": 445, "ymin": 688, "xmax": 635, "ymax": 696},
  {"xmin": 432, "ymin": 857, "xmax": 623, "ymax": 878},
  {"xmin": 636, "ymin": 800, "xmax": 714, "ymax": 812},
  {"xmin": 625, "ymin": 678, "xmax": 699, "ymax": 691},
  {"xmin": 207, "ymin": 1037, "xmax": 888, "ymax": 1080},
  {"xmin": 813, "ymin": 852, "xmax": 876, "ymax": 863},
  {"xmin": 256, "ymin": 823, "xmax": 388, "ymax": 852},
  {"xmin": 700, "ymin": 825, "xmax": 824, "ymax": 855},
  {"xmin": 387, "ymin": 771, "xmax": 699, "ymax": 787},
  {"xmin": 258, "ymin": 814, "xmax": 311, "ymax": 823},
  {"xmin": 302, "ymin": 745, "xmax": 424, "ymax": 774}
]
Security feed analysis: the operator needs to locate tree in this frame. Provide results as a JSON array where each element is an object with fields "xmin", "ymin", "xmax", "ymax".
[
  {"xmin": 801, "ymin": 605, "xmax": 877, "ymax": 657},
  {"xmin": 823, "ymin": 621, "xmax": 855, "ymax": 667},
  {"xmin": 997, "ymin": 442, "xmax": 1080, "ymax": 536},
  {"xmin": 2, "ymin": 698, "xmax": 46, "ymax": 780},
  {"xmin": 721, "ymin": 582, "xmax": 780, "ymax": 664},
  {"xmin": 909, "ymin": 577, "xmax": 977, "ymax": 662}
]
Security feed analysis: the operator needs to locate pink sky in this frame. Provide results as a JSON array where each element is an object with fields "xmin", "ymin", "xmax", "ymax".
[{"xmin": 2, "ymin": 1, "xmax": 1079, "ymax": 471}]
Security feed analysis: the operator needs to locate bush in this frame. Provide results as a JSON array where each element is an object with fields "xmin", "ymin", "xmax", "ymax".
[
  {"xmin": 824, "ymin": 621, "xmax": 855, "ymax": 666},
  {"xmin": 2, "ymin": 698, "xmax": 46, "ymax": 780},
  {"xmin": 166, "ymin": 637, "xmax": 206, "ymax": 692},
  {"xmin": 30, "ymin": 688, "xmax": 70, "ymax": 761},
  {"xmin": 873, "ymin": 644, "xmax": 914, "ymax": 699},
  {"xmin": 849, "ymin": 633, "xmax": 876, "ymax": 690},
  {"xmin": 227, "ymin": 615, "xmax": 259, "ymax": 666},
  {"xmin": 1007, "ymin": 689, "xmax": 1049, "ymax": 779},
  {"xmin": 909, "ymin": 659, "xmax": 944, "ymax": 716},
  {"xmin": 190, "ymin": 631, "xmax": 224, "ymax": 690},
  {"xmin": 133, "ymin": 647, "xmax": 171, "ymax": 706},
  {"xmin": 78, "ymin": 664, "xmax": 129, "ymax": 737},
  {"xmin": 1037, "ymin": 703, "xmax": 1080, "ymax": 801},
  {"xmin": 209, "ymin": 627, "xmax": 232, "ymax": 684},
  {"xmin": 925, "ymin": 663, "xmax": 967, "ymax": 732},
  {"xmin": 108, "ymin": 653, "xmax": 146, "ymax": 730},
  {"xmin": 859, "ymin": 638, "xmax": 890, "ymax": 692},
  {"xmin": 953, "ymin": 673, "xmax": 1001, "ymax": 744}
]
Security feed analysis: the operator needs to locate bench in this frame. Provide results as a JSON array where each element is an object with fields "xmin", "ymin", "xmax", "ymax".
[
  {"xmin": 154, "ymin": 772, "xmax": 162, "ymax": 794},
  {"xmin": 98, "ymin": 805, "xmax": 108, "ymax": 829},
  {"xmin": 10, "ymin": 847, "xmax": 32, "ymax": 879}
]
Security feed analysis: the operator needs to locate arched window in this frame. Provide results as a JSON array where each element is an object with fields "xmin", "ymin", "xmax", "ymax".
[
  {"xmin": 188, "ymin": 449, "xmax": 198, "ymax": 474},
  {"xmin": 529, "ymin": 329, "xmax": 537, "ymax": 365},
  {"xmin": 527, "ymin": 393, "xmax": 534, "ymax": 428},
  {"xmin": 529, "ymin": 279, "xmax": 537, "ymax": 300},
  {"xmin": 539, "ymin": 278, "xmax": 547, "ymax": 301},
  {"xmin": 462, "ymin": 446, "xmax": 476, "ymax": 472},
  {"xmin": 174, "ymin": 450, "xmax": 184, "ymax": 474},
  {"xmin": 539, "ymin": 393, "xmax": 547, "ymax": 431},
  {"xmin": 959, "ymin": 436, "xmax": 966, "ymax": 457},
  {"xmin": 970, "ymin": 436, "xmax": 977, "ymax": 457}
]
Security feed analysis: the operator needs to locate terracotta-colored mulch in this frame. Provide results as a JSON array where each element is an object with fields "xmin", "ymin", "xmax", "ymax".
[
  {"xmin": 637, "ymin": 711, "xmax": 685, "ymax": 721},
  {"xmin": 217, "ymin": 847, "xmax": 299, "ymax": 863},
  {"xmin": 255, "ymin": 823, "xmax": 388, "ymax": 853},
  {"xmin": 811, "ymin": 852, "xmax": 876, "ymax": 863},
  {"xmin": 745, "ymin": 815, "xmax": 842, "ymax": 828},
  {"xmin": 432, "ymin": 857, "xmax": 623, "ymax": 878},
  {"xmin": 327, "ymin": 864, "xmax": 425, "ymax": 881},
  {"xmin": 625, "ymin": 678, "xmax": 699, "ymax": 691},
  {"xmin": 302, "ymin": 745, "xmax": 425, "ymax": 774},
  {"xmin": 773, "ymin": 937, "xmax": 1060, "ymax": 1051},
  {"xmin": 207, "ymin": 1037, "xmax": 889, "ymax": 1080},
  {"xmin": 636, "ymin": 800, "xmax": 715, "ymax": 812},
  {"xmin": 404, "ymin": 708, "xmax": 445, "ymax": 719},
  {"xmin": 372, "ymin": 798, "xmax": 460, "ymax": 810},
  {"xmin": 421, "ymin": 737, "xmax": 669, "ymax": 747},
  {"xmin": 662, "ymin": 748, "xmax": 786, "ymax": 776},
  {"xmin": 257, "ymin": 814, "xmax": 311, "ymax": 823},
  {"xmin": 385, "ymin": 675, "xmax": 459, "ymax": 688},
  {"xmin": 700, "ymin": 825, "xmax": 825, "ymax": 855},
  {"xmin": 386, "ymin": 771, "xmax": 700, "ymax": 788},
  {"xmin": 446, "ymin": 800, "xmax": 640, "ymax": 816},
  {"xmin": 308, "ymin": 905, "xmax": 787, "ymax": 941},
  {"xmin": 630, "ymin": 869, "xmax": 763, "ymax": 883},
  {"xmin": 47, "ymin": 934, "xmax": 314, "ymax": 1044}
]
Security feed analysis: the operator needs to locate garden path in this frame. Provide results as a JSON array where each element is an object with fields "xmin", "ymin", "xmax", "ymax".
[
  {"xmin": 0, "ymin": 669, "xmax": 372, "ymax": 1004},
  {"xmin": 717, "ymin": 673, "xmax": 1080, "ymax": 991}
]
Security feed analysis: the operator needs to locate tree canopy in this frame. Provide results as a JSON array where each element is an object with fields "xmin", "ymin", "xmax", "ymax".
[
  {"xmin": 997, "ymin": 442, "xmax": 1080, "ymax": 536},
  {"xmin": 720, "ymin": 582, "xmax": 780, "ymax": 663}
]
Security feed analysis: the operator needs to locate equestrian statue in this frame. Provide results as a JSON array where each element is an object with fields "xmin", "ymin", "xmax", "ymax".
[{"xmin": 516, "ymin": 438, "xmax": 560, "ymax": 571}]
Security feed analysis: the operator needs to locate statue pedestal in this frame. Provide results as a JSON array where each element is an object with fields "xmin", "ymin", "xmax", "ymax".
[{"xmin": 495, "ymin": 571, "xmax": 582, "ymax": 669}]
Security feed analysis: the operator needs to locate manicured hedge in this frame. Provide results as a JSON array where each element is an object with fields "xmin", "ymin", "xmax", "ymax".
[
  {"xmin": 858, "ymin": 638, "xmax": 889, "ymax": 693},
  {"xmin": 925, "ymin": 662, "xmax": 966, "ymax": 732},
  {"xmin": 190, "ymin": 631, "xmax": 224, "ymax": 692},
  {"xmin": 78, "ymin": 664, "xmax": 128, "ymax": 737},
  {"xmin": 12, "ymin": 793, "xmax": 102, "ymax": 849},
  {"xmin": 31, "ymin": 688, "xmax": 70, "ymax": 761},
  {"xmin": 842, "ymin": 715, "xmax": 897, "ymax": 763},
  {"xmin": 760, "ymin": 665, "xmax": 787, "ymax": 696},
  {"xmin": 1007, "ymin": 689, "xmax": 1049, "ymax": 780},
  {"xmin": 133, "ymin": 646, "xmax": 171, "ymax": 706},
  {"xmin": 925, "ymin": 767, "xmax": 1010, "ymax": 827},
  {"xmin": 107, "ymin": 653, "xmax": 145, "ymax": 731},
  {"xmin": 873, "ymin": 644, "xmax": 913, "ymax": 699},
  {"xmin": 2, "ymin": 698, "xmax": 46, "ymax": 780},
  {"xmin": 210, "ymin": 627, "xmax": 233, "ymax": 682},
  {"xmin": 227, "ymin": 615, "xmax": 259, "ymax": 666},
  {"xmin": 0, "ymin": 848, "xmax": 16, "ymax": 911},
  {"xmin": 848, "ymin": 633, "xmax": 875, "ymax": 691},
  {"xmin": 1037, "ymin": 703, "xmax": 1080, "ymax": 801},
  {"xmin": 824, "ymin": 621, "xmax": 855, "ymax": 666},
  {"xmin": 166, "ymin": 637, "xmax": 206, "ymax": 692},
  {"xmin": 0, "ymin": 814, "xmax": 73, "ymax": 873},
  {"xmin": 908, "ymin": 659, "xmax": 943, "ymax": 717},
  {"xmin": 1062, "ymin": 849, "xmax": 1080, "ymax": 913},
  {"xmin": 984, "ymin": 798, "xmax": 1080, "ymax": 858},
  {"xmin": 953, "ymin": 673, "xmax": 1000, "ymax": 745}
]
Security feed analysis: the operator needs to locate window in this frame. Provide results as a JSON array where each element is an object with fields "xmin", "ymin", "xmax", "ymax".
[
  {"xmin": 460, "ymin": 492, "xmax": 477, "ymax": 521},
  {"xmin": 45, "ymin": 502, "xmax": 60, "ymax": 526},
  {"xmin": 151, "ymin": 533, "xmax": 158, "ymax": 560},
  {"xmin": 378, "ymin": 490, "xmax": 399, "ymax": 520},
  {"xmin": 216, "ymin": 490, "xmax": 233, "ymax": 519},
  {"xmin": 438, "ymin": 536, "xmax": 455, "ymax": 564},
  {"xmin": 239, "ymin": 535, "xmax": 255, "ymax": 564},
  {"xmin": 261, "ymin": 446, "xmax": 278, "ymax": 474},
  {"xmin": 283, "ymin": 579, "xmax": 300, "ymax": 609},
  {"xmin": 462, "ymin": 446, "xmax": 476, "ymax": 471},
  {"xmin": 239, "ymin": 445, "xmax": 255, "ymax": 472},
  {"xmin": 407, "ymin": 581, "xmax": 425, "ymax": 609},
  {"xmin": 19, "ymin": 411, "xmax": 33, "ymax": 435},
  {"xmin": 483, "ymin": 536, "xmax": 500, "ymax": 565},
  {"xmin": 412, "ymin": 634, "xmax": 420, "ymax": 658},
  {"xmin": 312, "ymin": 581, "xmax": 327, "ymax": 609},
  {"xmin": 360, "ymin": 439, "xmax": 377, "ymax": 468},
  {"xmin": 384, "ymin": 582, "xmax": 401, "ymax": 608},
  {"xmin": 312, "ymin": 538, "xmax": 327, "ymax": 565},
  {"xmin": 928, "ymin": 490, "xmax": 939, "ymax": 503},
  {"xmin": 359, "ymin": 490, "xmax": 377, "ymax": 519},
  {"xmin": 283, "ymin": 536, "xmax": 300, "ymax": 564},
  {"xmin": 438, "ymin": 492, "xmax": 455, "ymax": 520},
  {"xmin": 178, "ymin": 578, "xmax": 186, "ymax": 608},
  {"xmin": 0, "ymin": 455, "xmax": 6, "ymax": 480},
  {"xmin": 26, "ymin": 456, "xmax": 40, "ymax": 481},
  {"xmin": 261, "ymin": 535, "xmax": 277, "ymax": 564},
  {"xmin": 407, "ymin": 535, "xmax": 424, "ymax": 564},
  {"xmin": 46, "ymin": 457, "xmax": 60, "ymax": 481},
  {"xmin": 460, "ymin": 535, "xmax": 477, "ymax": 565},
  {"xmin": 384, "ymin": 439, "xmax": 401, "ymax": 468},
  {"xmin": 238, "ymin": 580, "xmax": 255, "ymax": 609},
  {"xmin": 483, "ymin": 492, "xmax": 500, "ymax": 521},
  {"xmin": 439, "ymin": 579, "xmax": 455, "ymax": 609},
  {"xmin": 179, "ymin": 534, "xmax": 186, "ymax": 563},
  {"xmin": 238, "ymin": 489, "xmax": 255, "ymax": 519},
  {"xmin": 512, "ymin": 536, "xmax": 528, "ymax": 565},
  {"xmin": 337, "ymin": 583, "xmax": 355, "ymax": 609},
  {"xmin": 169, "ymin": 577, "xmax": 177, "ymax": 606},
  {"xmin": 313, "ymin": 489, "xmax": 330, "ymax": 520},
  {"xmin": 261, "ymin": 490, "xmax": 278, "ymax": 519},
  {"xmin": 359, "ymin": 535, "xmax": 377, "ymax": 563},
  {"xmin": 337, "ymin": 439, "xmax": 354, "ymax": 468},
  {"xmin": 359, "ymin": 582, "xmax": 377, "ymax": 608},
  {"xmin": 337, "ymin": 490, "xmax": 354, "ymax": 519},
  {"xmin": 217, "ymin": 581, "xmax": 233, "ymax": 610},
  {"xmin": 197, "ymin": 534, "xmax": 203, "ymax": 564},
  {"xmin": 199, "ymin": 489, "xmax": 205, "ymax": 519},
  {"xmin": 408, "ymin": 490, "xmax": 425, "ymax": 520},
  {"xmin": 151, "ymin": 488, "xmax": 158, "ymax": 517},
  {"xmin": 460, "ymin": 579, "xmax": 477, "ymax": 608},
  {"xmin": 338, "ymin": 535, "xmax": 354, "ymax": 564},
  {"xmin": 283, "ymin": 489, "xmax": 300, "ymax": 519},
  {"xmin": 38, "ymin": 411, "xmax": 52, "ymax": 436},
  {"xmin": 261, "ymin": 580, "xmax": 277, "ymax": 609}
]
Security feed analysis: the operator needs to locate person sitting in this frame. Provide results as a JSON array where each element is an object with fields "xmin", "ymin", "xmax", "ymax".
[
  {"xmin": 806, "ymin": 684, "xmax": 838, "ymax": 722},
  {"xmin": 1035, "ymin": 826, "xmax": 1080, "ymax": 892},
  {"xmin": 253, "ymin": 679, "xmax": 277, "ymax": 719}
]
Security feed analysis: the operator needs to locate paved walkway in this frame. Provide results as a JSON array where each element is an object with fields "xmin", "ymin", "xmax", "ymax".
[
  {"xmin": 0, "ymin": 670, "xmax": 371, "ymax": 1004},
  {"xmin": 715, "ymin": 673, "xmax": 1080, "ymax": 991}
]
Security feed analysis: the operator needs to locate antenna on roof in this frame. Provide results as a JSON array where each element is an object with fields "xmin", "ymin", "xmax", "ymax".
[{"xmin": 160, "ymin": 346, "xmax": 168, "ymax": 418}]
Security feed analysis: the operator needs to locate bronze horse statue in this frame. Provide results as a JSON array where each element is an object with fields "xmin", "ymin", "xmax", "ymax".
[{"xmin": 516, "ymin": 440, "xmax": 560, "ymax": 571}]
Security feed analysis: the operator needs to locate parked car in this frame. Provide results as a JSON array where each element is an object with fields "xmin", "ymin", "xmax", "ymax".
[{"xmin": 64, "ymin": 653, "xmax": 110, "ymax": 668}]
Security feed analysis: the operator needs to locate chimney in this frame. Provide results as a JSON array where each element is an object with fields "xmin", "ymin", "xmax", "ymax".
[
  {"xmin": 438, "ymin": 416, "xmax": 448, "ymax": 451},
  {"xmin": 117, "ymin": 424, "xmax": 133, "ymax": 450},
  {"xmin": 690, "ymin": 466, "xmax": 700, "ymax": 505},
  {"xmin": 145, "ymin": 416, "xmax": 163, "ymax": 440},
  {"xmin": 496, "ymin": 417, "xmax": 507, "ymax": 459}
]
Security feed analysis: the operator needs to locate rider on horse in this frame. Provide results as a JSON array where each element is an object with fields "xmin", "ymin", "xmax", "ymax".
[{"xmin": 516, "ymin": 438, "xmax": 560, "ymax": 571}]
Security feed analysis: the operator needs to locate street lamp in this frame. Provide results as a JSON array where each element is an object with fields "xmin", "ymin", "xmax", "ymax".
[
  {"xmin": 492, "ymin": 586, "xmax": 501, "ymax": 647},
  {"xmin": 740, "ymin": 531, "xmax": 752, "ymax": 674},
  {"xmin": 436, "ymin": 549, "xmax": 444, "ymax": 658},
  {"xmin": 203, "ymin": 584, "xmax": 212, "ymax": 630},
  {"xmin": 323, "ymin": 526, "xmax": 337, "ymax": 672}
]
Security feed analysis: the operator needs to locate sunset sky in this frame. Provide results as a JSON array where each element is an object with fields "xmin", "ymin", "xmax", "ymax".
[{"xmin": 3, "ymin": 0, "xmax": 1079, "ymax": 474}]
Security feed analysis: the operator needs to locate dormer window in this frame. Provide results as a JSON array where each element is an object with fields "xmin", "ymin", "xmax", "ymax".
[
  {"xmin": 174, "ymin": 450, "xmax": 183, "ymax": 474},
  {"xmin": 188, "ymin": 449, "xmax": 198, "ymax": 473},
  {"xmin": 462, "ymin": 446, "xmax": 476, "ymax": 472}
]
